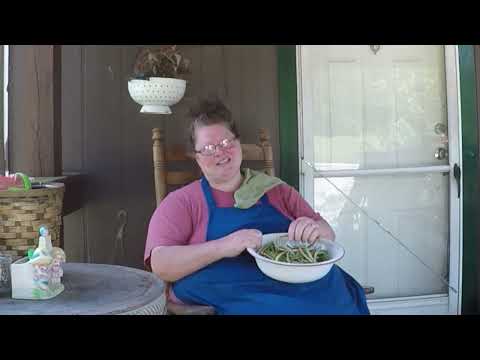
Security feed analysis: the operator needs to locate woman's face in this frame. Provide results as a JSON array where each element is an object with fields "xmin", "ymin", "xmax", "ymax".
[{"xmin": 194, "ymin": 124, "xmax": 242, "ymax": 184}]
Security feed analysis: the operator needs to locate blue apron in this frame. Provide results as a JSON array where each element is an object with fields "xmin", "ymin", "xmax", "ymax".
[{"xmin": 172, "ymin": 177, "xmax": 370, "ymax": 315}]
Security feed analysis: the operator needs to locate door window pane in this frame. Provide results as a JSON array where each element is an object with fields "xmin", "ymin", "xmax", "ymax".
[
  {"xmin": 301, "ymin": 45, "xmax": 448, "ymax": 171},
  {"xmin": 314, "ymin": 173, "xmax": 449, "ymax": 298}
]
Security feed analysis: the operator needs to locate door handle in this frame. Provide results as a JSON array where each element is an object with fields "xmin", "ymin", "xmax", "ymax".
[{"xmin": 453, "ymin": 164, "xmax": 461, "ymax": 198}]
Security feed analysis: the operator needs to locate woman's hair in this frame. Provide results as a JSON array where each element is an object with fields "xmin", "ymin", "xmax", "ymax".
[{"xmin": 188, "ymin": 97, "xmax": 240, "ymax": 149}]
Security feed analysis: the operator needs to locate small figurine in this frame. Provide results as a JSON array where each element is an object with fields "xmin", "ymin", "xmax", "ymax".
[
  {"xmin": 10, "ymin": 226, "xmax": 66, "ymax": 300},
  {"xmin": 31, "ymin": 226, "xmax": 53, "ymax": 260}
]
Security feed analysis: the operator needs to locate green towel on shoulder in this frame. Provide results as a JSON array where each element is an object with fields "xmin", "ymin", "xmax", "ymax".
[{"xmin": 234, "ymin": 168, "xmax": 284, "ymax": 209}]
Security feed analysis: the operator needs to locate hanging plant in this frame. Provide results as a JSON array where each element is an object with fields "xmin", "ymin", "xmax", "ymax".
[
  {"xmin": 128, "ymin": 45, "xmax": 191, "ymax": 115},
  {"xmin": 131, "ymin": 45, "xmax": 191, "ymax": 80}
]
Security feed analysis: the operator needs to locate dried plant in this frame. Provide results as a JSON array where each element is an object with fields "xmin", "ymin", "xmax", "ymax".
[{"xmin": 131, "ymin": 45, "xmax": 191, "ymax": 80}]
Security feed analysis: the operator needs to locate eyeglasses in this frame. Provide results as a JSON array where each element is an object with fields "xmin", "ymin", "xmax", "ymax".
[{"xmin": 195, "ymin": 137, "xmax": 238, "ymax": 156}]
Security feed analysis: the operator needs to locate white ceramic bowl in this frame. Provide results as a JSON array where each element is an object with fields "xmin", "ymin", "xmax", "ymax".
[
  {"xmin": 127, "ymin": 77, "xmax": 186, "ymax": 115},
  {"xmin": 247, "ymin": 233, "xmax": 345, "ymax": 283}
]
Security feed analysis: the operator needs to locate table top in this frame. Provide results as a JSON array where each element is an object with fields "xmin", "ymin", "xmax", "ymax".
[{"xmin": 0, "ymin": 263, "xmax": 166, "ymax": 315}]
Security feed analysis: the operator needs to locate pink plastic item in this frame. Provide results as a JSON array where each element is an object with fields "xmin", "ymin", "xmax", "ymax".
[{"xmin": 0, "ymin": 174, "xmax": 24, "ymax": 191}]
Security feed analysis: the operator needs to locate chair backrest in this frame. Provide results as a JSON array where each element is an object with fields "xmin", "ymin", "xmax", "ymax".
[{"xmin": 152, "ymin": 127, "xmax": 275, "ymax": 207}]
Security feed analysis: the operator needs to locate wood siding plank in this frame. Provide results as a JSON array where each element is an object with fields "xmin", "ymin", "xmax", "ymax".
[{"xmin": 9, "ymin": 45, "xmax": 62, "ymax": 177}]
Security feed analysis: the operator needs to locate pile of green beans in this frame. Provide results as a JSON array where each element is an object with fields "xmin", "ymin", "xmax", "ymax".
[{"xmin": 258, "ymin": 241, "xmax": 330, "ymax": 264}]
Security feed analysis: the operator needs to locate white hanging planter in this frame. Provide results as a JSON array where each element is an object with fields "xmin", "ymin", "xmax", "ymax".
[{"xmin": 128, "ymin": 77, "xmax": 187, "ymax": 115}]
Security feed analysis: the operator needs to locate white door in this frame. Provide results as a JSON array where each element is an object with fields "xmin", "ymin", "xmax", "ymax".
[{"xmin": 297, "ymin": 45, "xmax": 462, "ymax": 315}]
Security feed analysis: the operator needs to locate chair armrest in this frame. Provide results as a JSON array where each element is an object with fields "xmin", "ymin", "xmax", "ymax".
[{"xmin": 166, "ymin": 301, "xmax": 216, "ymax": 315}]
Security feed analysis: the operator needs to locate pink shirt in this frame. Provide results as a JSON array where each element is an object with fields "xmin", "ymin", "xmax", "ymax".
[
  {"xmin": 144, "ymin": 180, "xmax": 324, "ymax": 268},
  {"xmin": 144, "ymin": 180, "xmax": 326, "ymax": 304}
]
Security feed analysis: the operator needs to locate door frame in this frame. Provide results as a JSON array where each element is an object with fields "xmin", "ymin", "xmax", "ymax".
[
  {"xmin": 458, "ymin": 45, "xmax": 479, "ymax": 314},
  {"xmin": 277, "ymin": 45, "xmax": 479, "ymax": 314}
]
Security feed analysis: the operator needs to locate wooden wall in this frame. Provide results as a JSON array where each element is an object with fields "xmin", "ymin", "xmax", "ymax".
[
  {"xmin": 0, "ymin": 45, "xmax": 4, "ymax": 174},
  {"xmin": 61, "ymin": 45, "xmax": 280, "ymax": 268},
  {"xmin": 8, "ymin": 46, "xmax": 62, "ymax": 177}
]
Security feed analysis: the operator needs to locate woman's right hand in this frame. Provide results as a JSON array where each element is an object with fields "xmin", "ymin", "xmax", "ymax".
[{"xmin": 219, "ymin": 229, "xmax": 262, "ymax": 258}]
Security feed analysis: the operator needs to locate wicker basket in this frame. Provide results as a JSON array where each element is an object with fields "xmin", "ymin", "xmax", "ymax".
[{"xmin": 0, "ymin": 183, "xmax": 65, "ymax": 260}]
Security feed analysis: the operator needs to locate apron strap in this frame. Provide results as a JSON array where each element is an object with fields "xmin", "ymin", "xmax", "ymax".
[
  {"xmin": 259, "ymin": 194, "xmax": 270, "ymax": 205},
  {"xmin": 202, "ymin": 177, "xmax": 270, "ymax": 209},
  {"xmin": 201, "ymin": 177, "xmax": 217, "ymax": 210}
]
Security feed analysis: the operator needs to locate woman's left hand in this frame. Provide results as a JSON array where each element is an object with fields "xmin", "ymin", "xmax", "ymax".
[{"xmin": 288, "ymin": 217, "xmax": 330, "ymax": 243}]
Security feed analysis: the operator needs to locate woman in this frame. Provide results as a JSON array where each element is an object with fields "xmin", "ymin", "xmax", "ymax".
[{"xmin": 144, "ymin": 98, "xmax": 370, "ymax": 315}]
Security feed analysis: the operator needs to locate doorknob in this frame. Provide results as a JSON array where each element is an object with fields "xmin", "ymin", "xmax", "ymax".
[{"xmin": 435, "ymin": 147, "xmax": 448, "ymax": 160}]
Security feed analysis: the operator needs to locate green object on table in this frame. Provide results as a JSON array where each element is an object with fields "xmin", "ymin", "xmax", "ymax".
[
  {"xmin": 8, "ymin": 173, "xmax": 32, "ymax": 191},
  {"xmin": 27, "ymin": 248, "xmax": 34, "ymax": 260}
]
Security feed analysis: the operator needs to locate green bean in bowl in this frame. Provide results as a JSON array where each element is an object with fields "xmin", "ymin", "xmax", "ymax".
[
  {"xmin": 258, "ymin": 241, "xmax": 330, "ymax": 264},
  {"xmin": 247, "ymin": 233, "xmax": 345, "ymax": 283}
]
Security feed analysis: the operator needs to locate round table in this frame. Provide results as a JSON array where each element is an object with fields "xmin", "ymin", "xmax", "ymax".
[{"xmin": 0, "ymin": 263, "xmax": 166, "ymax": 315}]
